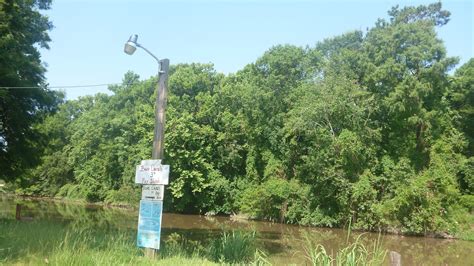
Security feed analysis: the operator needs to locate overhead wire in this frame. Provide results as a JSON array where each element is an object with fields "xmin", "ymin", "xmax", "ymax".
[{"xmin": 0, "ymin": 82, "xmax": 125, "ymax": 89}]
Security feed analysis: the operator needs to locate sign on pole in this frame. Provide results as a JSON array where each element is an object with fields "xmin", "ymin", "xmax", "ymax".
[
  {"xmin": 141, "ymin": 185, "xmax": 164, "ymax": 201},
  {"xmin": 137, "ymin": 200, "xmax": 163, "ymax": 249},
  {"xmin": 135, "ymin": 159, "xmax": 168, "ymax": 251},
  {"xmin": 135, "ymin": 160, "xmax": 170, "ymax": 185}
]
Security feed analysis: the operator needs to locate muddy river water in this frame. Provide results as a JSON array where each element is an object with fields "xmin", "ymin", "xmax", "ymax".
[{"xmin": 1, "ymin": 196, "xmax": 473, "ymax": 265}]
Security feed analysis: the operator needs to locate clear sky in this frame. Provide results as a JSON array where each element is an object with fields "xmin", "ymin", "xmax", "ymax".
[{"xmin": 40, "ymin": 0, "xmax": 473, "ymax": 99}]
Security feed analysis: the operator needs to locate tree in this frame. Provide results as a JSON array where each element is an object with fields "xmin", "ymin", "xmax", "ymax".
[
  {"xmin": 17, "ymin": 2, "xmax": 472, "ymax": 237},
  {"xmin": 448, "ymin": 59, "xmax": 474, "ymax": 195},
  {"xmin": 450, "ymin": 59, "xmax": 474, "ymax": 156},
  {"xmin": 0, "ymin": 0, "xmax": 61, "ymax": 181},
  {"xmin": 362, "ymin": 1, "xmax": 457, "ymax": 169}
]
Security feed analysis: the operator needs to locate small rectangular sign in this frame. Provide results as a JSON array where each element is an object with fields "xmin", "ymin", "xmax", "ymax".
[
  {"xmin": 135, "ymin": 160, "xmax": 170, "ymax": 185},
  {"xmin": 141, "ymin": 185, "xmax": 164, "ymax": 201},
  {"xmin": 137, "ymin": 200, "xmax": 163, "ymax": 249}
]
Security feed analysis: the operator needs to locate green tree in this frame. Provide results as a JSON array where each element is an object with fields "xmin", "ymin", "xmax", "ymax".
[
  {"xmin": 448, "ymin": 59, "xmax": 474, "ymax": 195},
  {"xmin": 362, "ymin": 2, "xmax": 457, "ymax": 169},
  {"xmin": 449, "ymin": 59, "xmax": 474, "ymax": 155},
  {"xmin": 19, "ymin": 2, "xmax": 472, "ymax": 237},
  {"xmin": 0, "ymin": 0, "xmax": 61, "ymax": 181}
]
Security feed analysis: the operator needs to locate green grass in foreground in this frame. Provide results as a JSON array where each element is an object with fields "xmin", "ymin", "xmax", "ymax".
[
  {"xmin": 0, "ymin": 218, "xmax": 387, "ymax": 265},
  {"xmin": 0, "ymin": 219, "xmax": 216, "ymax": 265},
  {"xmin": 0, "ymin": 219, "xmax": 268, "ymax": 265}
]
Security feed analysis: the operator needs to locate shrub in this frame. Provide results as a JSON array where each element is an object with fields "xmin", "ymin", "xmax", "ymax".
[
  {"xmin": 56, "ymin": 184, "xmax": 85, "ymax": 199},
  {"xmin": 104, "ymin": 185, "xmax": 140, "ymax": 205},
  {"xmin": 208, "ymin": 230, "xmax": 257, "ymax": 264}
]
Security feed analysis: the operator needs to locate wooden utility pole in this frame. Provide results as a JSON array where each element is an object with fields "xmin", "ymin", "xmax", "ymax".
[
  {"xmin": 144, "ymin": 58, "xmax": 169, "ymax": 258},
  {"xmin": 152, "ymin": 59, "xmax": 170, "ymax": 160}
]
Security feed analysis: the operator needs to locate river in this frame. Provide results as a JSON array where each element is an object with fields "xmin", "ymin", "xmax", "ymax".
[{"xmin": 1, "ymin": 195, "xmax": 473, "ymax": 265}]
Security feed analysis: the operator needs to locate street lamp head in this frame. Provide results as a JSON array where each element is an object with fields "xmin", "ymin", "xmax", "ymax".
[
  {"xmin": 124, "ymin": 34, "xmax": 138, "ymax": 55},
  {"xmin": 123, "ymin": 34, "xmax": 161, "ymax": 65}
]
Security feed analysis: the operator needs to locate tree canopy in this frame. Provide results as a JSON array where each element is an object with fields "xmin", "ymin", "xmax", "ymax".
[
  {"xmin": 6, "ymin": 2, "xmax": 474, "ymax": 237},
  {"xmin": 0, "ymin": 0, "xmax": 62, "ymax": 181}
]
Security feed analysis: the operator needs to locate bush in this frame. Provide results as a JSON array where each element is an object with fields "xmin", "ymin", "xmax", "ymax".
[
  {"xmin": 238, "ymin": 178, "xmax": 303, "ymax": 222},
  {"xmin": 208, "ymin": 230, "xmax": 257, "ymax": 264},
  {"xmin": 104, "ymin": 185, "xmax": 140, "ymax": 205},
  {"xmin": 460, "ymin": 195, "xmax": 474, "ymax": 211},
  {"xmin": 56, "ymin": 184, "xmax": 85, "ymax": 199}
]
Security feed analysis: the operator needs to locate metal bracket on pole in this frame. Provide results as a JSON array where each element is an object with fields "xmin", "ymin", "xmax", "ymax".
[{"xmin": 158, "ymin": 60, "xmax": 167, "ymax": 74}]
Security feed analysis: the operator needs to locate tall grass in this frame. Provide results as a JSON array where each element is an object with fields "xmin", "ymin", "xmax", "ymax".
[
  {"xmin": 0, "ymin": 219, "xmax": 265, "ymax": 265},
  {"xmin": 2, "ymin": 217, "xmax": 389, "ymax": 265},
  {"xmin": 302, "ymin": 231, "xmax": 387, "ymax": 266},
  {"xmin": 0, "ymin": 219, "xmax": 216, "ymax": 265},
  {"xmin": 251, "ymin": 248, "xmax": 271, "ymax": 266},
  {"xmin": 209, "ymin": 230, "xmax": 258, "ymax": 264},
  {"xmin": 160, "ymin": 232, "xmax": 207, "ymax": 258}
]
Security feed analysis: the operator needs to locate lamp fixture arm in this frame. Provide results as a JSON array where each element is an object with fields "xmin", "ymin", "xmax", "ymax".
[{"xmin": 136, "ymin": 43, "xmax": 164, "ymax": 72}]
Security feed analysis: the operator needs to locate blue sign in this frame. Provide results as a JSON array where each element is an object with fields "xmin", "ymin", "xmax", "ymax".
[{"xmin": 137, "ymin": 200, "xmax": 163, "ymax": 249}]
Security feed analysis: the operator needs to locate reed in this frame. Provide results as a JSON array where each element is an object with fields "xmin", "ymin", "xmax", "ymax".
[
  {"xmin": 208, "ymin": 230, "xmax": 257, "ymax": 264},
  {"xmin": 302, "ymin": 231, "xmax": 387, "ymax": 266}
]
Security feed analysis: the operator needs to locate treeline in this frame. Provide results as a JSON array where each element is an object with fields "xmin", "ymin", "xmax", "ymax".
[{"xmin": 8, "ymin": 3, "xmax": 474, "ymax": 236}]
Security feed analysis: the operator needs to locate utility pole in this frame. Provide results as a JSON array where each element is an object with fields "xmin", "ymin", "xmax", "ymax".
[
  {"xmin": 152, "ymin": 59, "xmax": 169, "ymax": 160},
  {"xmin": 144, "ymin": 58, "xmax": 169, "ymax": 258},
  {"xmin": 124, "ymin": 34, "xmax": 171, "ymax": 259}
]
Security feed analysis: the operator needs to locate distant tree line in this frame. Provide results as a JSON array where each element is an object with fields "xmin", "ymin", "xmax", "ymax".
[{"xmin": 2, "ymin": 2, "xmax": 473, "ymax": 236}]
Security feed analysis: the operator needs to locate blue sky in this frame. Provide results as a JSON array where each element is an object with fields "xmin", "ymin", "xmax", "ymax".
[{"xmin": 41, "ymin": 0, "xmax": 473, "ymax": 99}]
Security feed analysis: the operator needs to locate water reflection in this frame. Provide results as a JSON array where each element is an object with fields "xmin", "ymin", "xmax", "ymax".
[{"xmin": 1, "ymin": 195, "xmax": 473, "ymax": 265}]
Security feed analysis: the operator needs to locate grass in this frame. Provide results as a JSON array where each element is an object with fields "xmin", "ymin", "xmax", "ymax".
[
  {"xmin": 0, "ymin": 219, "xmax": 264, "ymax": 265},
  {"xmin": 302, "ymin": 222, "xmax": 387, "ymax": 266},
  {"xmin": 1, "ymin": 218, "xmax": 391, "ymax": 266},
  {"xmin": 0, "ymin": 219, "xmax": 217, "ymax": 265},
  {"xmin": 209, "ymin": 230, "xmax": 257, "ymax": 264},
  {"xmin": 302, "ymin": 235, "xmax": 386, "ymax": 266}
]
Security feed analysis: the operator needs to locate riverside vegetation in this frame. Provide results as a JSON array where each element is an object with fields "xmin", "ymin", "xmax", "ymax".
[
  {"xmin": 1, "ymin": 2, "xmax": 473, "ymax": 239},
  {"xmin": 0, "ymin": 219, "xmax": 245, "ymax": 265},
  {"xmin": 3, "ymin": 197, "xmax": 474, "ymax": 265},
  {"xmin": 0, "ymin": 218, "xmax": 386, "ymax": 265}
]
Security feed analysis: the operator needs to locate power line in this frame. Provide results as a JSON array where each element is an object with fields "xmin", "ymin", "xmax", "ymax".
[{"xmin": 0, "ymin": 82, "xmax": 126, "ymax": 89}]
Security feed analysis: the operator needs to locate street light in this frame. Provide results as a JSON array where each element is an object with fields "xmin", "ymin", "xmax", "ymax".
[
  {"xmin": 124, "ymin": 34, "xmax": 170, "ymax": 259},
  {"xmin": 123, "ymin": 34, "xmax": 169, "ymax": 162},
  {"xmin": 124, "ymin": 35, "xmax": 138, "ymax": 55},
  {"xmin": 124, "ymin": 34, "xmax": 161, "ymax": 71}
]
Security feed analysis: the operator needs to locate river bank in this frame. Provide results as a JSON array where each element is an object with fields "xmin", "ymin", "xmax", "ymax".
[
  {"xmin": 5, "ymin": 193, "xmax": 473, "ymax": 242},
  {"xmin": 1, "ymin": 195, "xmax": 474, "ymax": 265}
]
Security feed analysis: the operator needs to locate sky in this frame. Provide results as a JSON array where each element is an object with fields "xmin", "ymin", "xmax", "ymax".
[{"xmin": 40, "ymin": 0, "xmax": 473, "ymax": 99}]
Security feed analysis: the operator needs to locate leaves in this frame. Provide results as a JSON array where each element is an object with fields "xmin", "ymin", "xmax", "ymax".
[{"xmin": 13, "ymin": 2, "xmax": 473, "ymax": 235}]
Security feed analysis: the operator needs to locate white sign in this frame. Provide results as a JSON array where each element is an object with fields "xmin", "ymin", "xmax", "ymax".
[
  {"xmin": 141, "ymin": 185, "xmax": 164, "ymax": 200},
  {"xmin": 135, "ymin": 160, "xmax": 170, "ymax": 184}
]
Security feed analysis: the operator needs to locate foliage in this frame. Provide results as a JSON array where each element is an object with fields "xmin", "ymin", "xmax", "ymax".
[
  {"xmin": 0, "ymin": 219, "xmax": 217, "ymax": 265},
  {"xmin": 208, "ymin": 230, "xmax": 257, "ymax": 264},
  {"xmin": 160, "ymin": 232, "xmax": 207, "ymax": 258},
  {"xmin": 0, "ymin": 0, "xmax": 63, "ymax": 182},
  {"xmin": 8, "ymin": 2, "xmax": 474, "ymax": 236},
  {"xmin": 0, "ymin": 219, "xmax": 266, "ymax": 265},
  {"xmin": 303, "ymin": 232, "xmax": 387, "ymax": 266}
]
